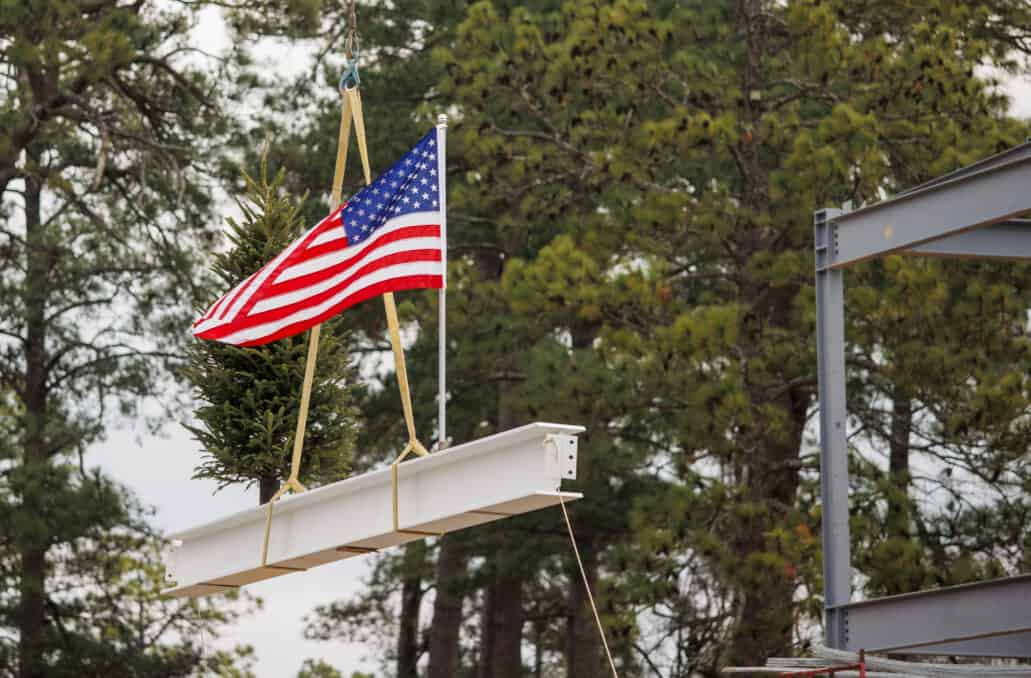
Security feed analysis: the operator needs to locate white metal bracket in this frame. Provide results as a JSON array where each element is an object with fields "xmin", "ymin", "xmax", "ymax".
[{"xmin": 545, "ymin": 433, "xmax": 579, "ymax": 481}]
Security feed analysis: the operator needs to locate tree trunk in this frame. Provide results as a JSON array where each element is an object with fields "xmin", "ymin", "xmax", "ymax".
[
  {"xmin": 428, "ymin": 535, "xmax": 466, "ymax": 678},
  {"xmin": 726, "ymin": 471, "xmax": 799, "ymax": 666},
  {"xmin": 727, "ymin": 298, "xmax": 807, "ymax": 665},
  {"xmin": 472, "ymin": 225, "xmax": 529, "ymax": 678},
  {"xmin": 479, "ymin": 569, "xmax": 525, "ymax": 678},
  {"xmin": 397, "ymin": 542, "xmax": 426, "ymax": 678},
  {"xmin": 533, "ymin": 620, "xmax": 544, "ymax": 678},
  {"xmin": 474, "ymin": 331, "xmax": 528, "ymax": 678},
  {"xmin": 727, "ymin": 376, "xmax": 805, "ymax": 665},
  {"xmin": 479, "ymin": 579, "xmax": 496, "ymax": 678},
  {"xmin": 725, "ymin": 0, "xmax": 803, "ymax": 667},
  {"xmin": 259, "ymin": 474, "xmax": 280, "ymax": 505},
  {"xmin": 727, "ymin": 316, "xmax": 806, "ymax": 664},
  {"xmin": 18, "ymin": 545, "xmax": 47, "ymax": 678},
  {"xmin": 887, "ymin": 393, "xmax": 913, "ymax": 538},
  {"xmin": 567, "ymin": 531, "xmax": 601, "ymax": 678},
  {"xmin": 19, "ymin": 151, "xmax": 49, "ymax": 678},
  {"xmin": 489, "ymin": 375, "xmax": 525, "ymax": 678},
  {"xmin": 478, "ymin": 577, "xmax": 494, "ymax": 675},
  {"xmin": 566, "ymin": 324, "xmax": 602, "ymax": 677}
]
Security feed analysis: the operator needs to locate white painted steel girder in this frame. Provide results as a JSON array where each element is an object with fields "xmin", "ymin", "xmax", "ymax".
[{"xmin": 163, "ymin": 422, "xmax": 583, "ymax": 598}]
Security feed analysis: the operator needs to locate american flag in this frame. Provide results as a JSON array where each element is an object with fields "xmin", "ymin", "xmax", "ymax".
[{"xmin": 193, "ymin": 130, "xmax": 444, "ymax": 346}]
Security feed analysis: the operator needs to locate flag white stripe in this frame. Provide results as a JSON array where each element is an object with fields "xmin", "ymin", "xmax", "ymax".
[
  {"xmin": 276, "ymin": 212, "xmax": 440, "ymax": 284},
  {"xmin": 193, "ymin": 213, "xmax": 342, "ymax": 335},
  {"xmin": 218, "ymin": 233, "xmax": 310, "ymax": 323},
  {"xmin": 219, "ymin": 260, "xmax": 443, "ymax": 345},
  {"xmin": 308, "ymin": 211, "xmax": 435, "ymax": 249},
  {"xmin": 308, "ymin": 224, "xmax": 348, "ymax": 248},
  {"xmin": 255, "ymin": 236, "xmax": 442, "ymax": 314},
  {"xmin": 211, "ymin": 273, "xmax": 253, "ymax": 320},
  {"xmin": 199, "ymin": 284, "xmax": 233, "ymax": 323}
]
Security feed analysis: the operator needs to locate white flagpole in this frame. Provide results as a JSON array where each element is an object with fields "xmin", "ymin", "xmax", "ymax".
[{"xmin": 436, "ymin": 113, "xmax": 448, "ymax": 449}]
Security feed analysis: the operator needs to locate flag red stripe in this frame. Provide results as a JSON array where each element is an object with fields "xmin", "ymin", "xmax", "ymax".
[
  {"xmin": 291, "ymin": 219, "xmax": 358, "ymax": 262},
  {"xmin": 269, "ymin": 224, "xmax": 440, "ymax": 296},
  {"xmin": 213, "ymin": 272, "xmax": 257, "ymax": 322},
  {"xmin": 271, "ymin": 216, "xmax": 345, "ymax": 284},
  {"xmin": 196, "ymin": 249, "xmax": 442, "ymax": 341},
  {"xmin": 217, "ymin": 217, "xmax": 344, "ymax": 328},
  {"xmin": 297, "ymin": 232, "xmax": 352, "ymax": 261},
  {"xmin": 234, "ymin": 274, "xmax": 442, "ymax": 346},
  {"xmin": 195, "ymin": 272, "xmax": 251, "ymax": 326},
  {"xmin": 194, "ymin": 214, "xmax": 344, "ymax": 332}
]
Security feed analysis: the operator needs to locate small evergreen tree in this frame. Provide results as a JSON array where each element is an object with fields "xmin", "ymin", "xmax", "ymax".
[{"xmin": 183, "ymin": 149, "xmax": 361, "ymax": 504}]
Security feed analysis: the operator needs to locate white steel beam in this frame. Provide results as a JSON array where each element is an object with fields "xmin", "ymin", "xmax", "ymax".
[{"xmin": 163, "ymin": 422, "xmax": 583, "ymax": 598}]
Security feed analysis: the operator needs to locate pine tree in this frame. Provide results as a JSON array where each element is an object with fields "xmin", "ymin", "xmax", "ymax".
[
  {"xmin": 183, "ymin": 148, "xmax": 361, "ymax": 504},
  {"xmin": 226, "ymin": 1, "xmax": 1031, "ymax": 675},
  {"xmin": 295, "ymin": 658, "xmax": 356, "ymax": 678},
  {"xmin": 0, "ymin": 1, "xmax": 257, "ymax": 675},
  {"xmin": 435, "ymin": 0, "xmax": 1031, "ymax": 673},
  {"xmin": 0, "ymin": 477, "xmax": 259, "ymax": 678}
]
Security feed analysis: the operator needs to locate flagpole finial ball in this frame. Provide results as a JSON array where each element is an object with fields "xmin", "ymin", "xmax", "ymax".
[{"xmin": 437, "ymin": 114, "xmax": 448, "ymax": 128}]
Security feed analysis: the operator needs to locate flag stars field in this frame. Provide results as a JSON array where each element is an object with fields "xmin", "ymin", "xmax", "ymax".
[{"xmin": 192, "ymin": 129, "xmax": 444, "ymax": 346}]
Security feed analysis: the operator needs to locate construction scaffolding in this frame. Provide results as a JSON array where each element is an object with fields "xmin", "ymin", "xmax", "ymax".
[{"xmin": 814, "ymin": 142, "xmax": 1031, "ymax": 656}]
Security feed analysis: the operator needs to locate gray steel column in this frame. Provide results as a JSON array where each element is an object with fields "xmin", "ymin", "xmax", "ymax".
[{"xmin": 814, "ymin": 208, "xmax": 851, "ymax": 647}]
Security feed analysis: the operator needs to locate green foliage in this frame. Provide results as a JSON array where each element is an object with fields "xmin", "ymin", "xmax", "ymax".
[
  {"xmin": 0, "ymin": 0, "xmax": 227, "ymax": 446},
  {"xmin": 0, "ymin": 460, "xmax": 258, "ymax": 678},
  {"xmin": 212, "ymin": 0, "xmax": 1031, "ymax": 675},
  {"xmin": 304, "ymin": 542, "xmax": 434, "ymax": 663},
  {"xmin": 845, "ymin": 256, "xmax": 1031, "ymax": 595},
  {"xmin": 0, "ymin": 1, "xmax": 256, "ymax": 675},
  {"xmin": 432, "ymin": 0, "xmax": 1031, "ymax": 672},
  {"xmin": 296, "ymin": 658, "xmax": 344, "ymax": 678},
  {"xmin": 183, "ymin": 151, "xmax": 361, "ymax": 495}
]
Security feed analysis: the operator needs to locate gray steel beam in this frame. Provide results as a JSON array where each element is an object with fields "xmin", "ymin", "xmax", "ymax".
[
  {"xmin": 897, "ymin": 141, "xmax": 1031, "ymax": 196},
  {"xmin": 901, "ymin": 631, "xmax": 1031, "ymax": 658},
  {"xmin": 815, "ymin": 209, "xmax": 851, "ymax": 648},
  {"xmin": 836, "ymin": 574, "xmax": 1031, "ymax": 655},
  {"xmin": 827, "ymin": 154, "xmax": 1031, "ymax": 268},
  {"xmin": 903, "ymin": 219, "xmax": 1031, "ymax": 259},
  {"xmin": 814, "ymin": 145, "xmax": 1031, "ymax": 659}
]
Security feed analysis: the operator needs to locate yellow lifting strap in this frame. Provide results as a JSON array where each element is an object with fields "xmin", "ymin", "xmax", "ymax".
[{"xmin": 261, "ymin": 84, "xmax": 431, "ymax": 566}]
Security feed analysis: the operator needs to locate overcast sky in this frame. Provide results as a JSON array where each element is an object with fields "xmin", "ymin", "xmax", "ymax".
[
  {"xmin": 85, "ymin": 8, "xmax": 1031, "ymax": 678},
  {"xmin": 1008, "ymin": 80, "xmax": 1031, "ymax": 118}
]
